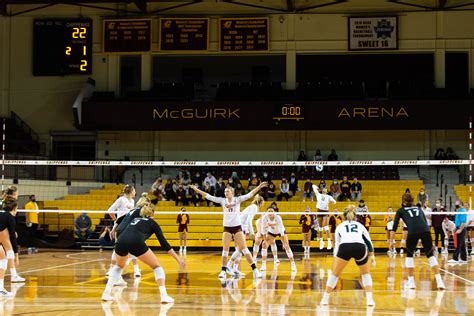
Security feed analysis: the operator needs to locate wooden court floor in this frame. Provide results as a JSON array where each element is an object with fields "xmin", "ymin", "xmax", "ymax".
[{"xmin": 1, "ymin": 249, "xmax": 473, "ymax": 315}]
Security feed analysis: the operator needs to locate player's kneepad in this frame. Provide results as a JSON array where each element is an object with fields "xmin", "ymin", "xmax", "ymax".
[
  {"xmin": 361, "ymin": 274, "xmax": 373, "ymax": 287},
  {"xmin": 154, "ymin": 267, "xmax": 165, "ymax": 280},
  {"xmin": 405, "ymin": 257, "xmax": 415, "ymax": 268},
  {"xmin": 6, "ymin": 250, "xmax": 14, "ymax": 260},
  {"xmin": 326, "ymin": 275, "xmax": 339, "ymax": 289},
  {"xmin": 428, "ymin": 256, "xmax": 438, "ymax": 267},
  {"xmin": 261, "ymin": 249, "xmax": 268, "ymax": 257},
  {"xmin": 242, "ymin": 248, "xmax": 251, "ymax": 256},
  {"xmin": 222, "ymin": 250, "xmax": 229, "ymax": 257}
]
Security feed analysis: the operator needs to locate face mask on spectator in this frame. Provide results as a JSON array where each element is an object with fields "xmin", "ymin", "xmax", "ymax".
[
  {"xmin": 436, "ymin": 203, "xmax": 441, "ymax": 207},
  {"xmin": 420, "ymin": 191, "xmax": 425, "ymax": 195},
  {"xmin": 333, "ymin": 180, "xmax": 337, "ymax": 184},
  {"xmin": 252, "ymin": 173, "xmax": 256, "ymax": 178},
  {"xmin": 264, "ymin": 173, "xmax": 268, "ymax": 177}
]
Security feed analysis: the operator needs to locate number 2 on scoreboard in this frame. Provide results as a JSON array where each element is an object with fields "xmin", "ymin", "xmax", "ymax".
[{"xmin": 80, "ymin": 60, "xmax": 87, "ymax": 72}]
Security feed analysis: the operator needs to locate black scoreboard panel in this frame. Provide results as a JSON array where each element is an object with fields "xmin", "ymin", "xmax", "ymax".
[
  {"xmin": 220, "ymin": 17, "xmax": 269, "ymax": 52},
  {"xmin": 159, "ymin": 18, "xmax": 208, "ymax": 51},
  {"xmin": 103, "ymin": 19, "xmax": 151, "ymax": 53},
  {"xmin": 33, "ymin": 18, "xmax": 92, "ymax": 76}
]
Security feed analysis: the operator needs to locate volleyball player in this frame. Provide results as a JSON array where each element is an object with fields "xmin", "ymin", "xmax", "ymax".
[
  {"xmin": 191, "ymin": 182, "xmax": 267, "ymax": 279},
  {"xmin": 442, "ymin": 217, "xmax": 456, "ymax": 254},
  {"xmin": 2, "ymin": 186, "xmax": 24, "ymax": 282},
  {"xmin": 260, "ymin": 207, "xmax": 297, "ymax": 272},
  {"xmin": 176, "ymin": 207, "xmax": 189, "ymax": 254},
  {"xmin": 299, "ymin": 206, "xmax": 315, "ymax": 255},
  {"xmin": 320, "ymin": 205, "xmax": 375, "ymax": 307},
  {"xmin": 226, "ymin": 195, "xmax": 265, "ymax": 277},
  {"xmin": 106, "ymin": 185, "xmax": 140, "ymax": 281},
  {"xmin": 392, "ymin": 193, "xmax": 445, "ymax": 290},
  {"xmin": 312, "ymin": 185, "xmax": 336, "ymax": 250},
  {"xmin": 253, "ymin": 215, "xmax": 267, "ymax": 262},
  {"xmin": 467, "ymin": 204, "xmax": 474, "ymax": 255},
  {"xmin": 384, "ymin": 207, "xmax": 396, "ymax": 256},
  {"xmin": 102, "ymin": 204, "xmax": 184, "ymax": 303}
]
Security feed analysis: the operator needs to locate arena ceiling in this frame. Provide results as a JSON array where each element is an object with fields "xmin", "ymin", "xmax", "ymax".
[{"xmin": 1, "ymin": 0, "xmax": 474, "ymax": 16}]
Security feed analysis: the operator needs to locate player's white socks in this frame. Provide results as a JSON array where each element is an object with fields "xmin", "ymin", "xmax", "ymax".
[
  {"xmin": 271, "ymin": 244, "xmax": 278, "ymax": 259},
  {"xmin": 10, "ymin": 268, "xmax": 17, "ymax": 278},
  {"xmin": 253, "ymin": 244, "xmax": 259, "ymax": 258},
  {"xmin": 104, "ymin": 266, "xmax": 123, "ymax": 295}
]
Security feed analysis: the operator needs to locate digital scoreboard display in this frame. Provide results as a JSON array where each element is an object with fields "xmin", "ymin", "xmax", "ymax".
[
  {"xmin": 103, "ymin": 19, "xmax": 151, "ymax": 53},
  {"xmin": 159, "ymin": 18, "xmax": 209, "ymax": 51},
  {"xmin": 220, "ymin": 17, "xmax": 269, "ymax": 52},
  {"xmin": 33, "ymin": 18, "xmax": 92, "ymax": 76}
]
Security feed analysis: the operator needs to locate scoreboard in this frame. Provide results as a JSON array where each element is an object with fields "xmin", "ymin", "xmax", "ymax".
[
  {"xmin": 33, "ymin": 18, "xmax": 92, "ymax": 76},
  {"xmin": 220, "ymin": 18, "xmax": 269, "ymax": 52}
]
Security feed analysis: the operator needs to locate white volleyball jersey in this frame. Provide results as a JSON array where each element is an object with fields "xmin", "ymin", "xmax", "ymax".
[
  {"xmin": 256, "ymin": 218, "xmax": 266, "ymax": 235},
  {"xmin": 240, "ymin": 204, "xmax": 259, "ymax": 235},
  {"xmin": 312, "ymin": 185, "xmax": 336, "ymax": 210},
  {"xmin": 442, "ymin": 219, "xmax": 456, "ymax": 233},
  {"xmin": 422, "ymin": 207, "xmax": 432, "ymax": 226},
  {"xmin": 334, "ymin": 220, "xmax": 373, "ymax": 256},
  {"xmin": 467, "ymin": 211, "xmax": 474, "ymax": 227},
  {"xmin": 205, "ymin": 192, "xmax": 253, "ymax": 227},
  {"xmin": 263, "ymin": 214, "xmax": 285, "ymax": 236},
  {"xmin": 107, "ymin": 196, "xmax": 135, "ymax": 219}
]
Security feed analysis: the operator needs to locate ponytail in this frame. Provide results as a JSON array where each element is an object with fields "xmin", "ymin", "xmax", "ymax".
[{"xmin": 343, "ymin": 205, "xmax": 356, "ymax": 222}]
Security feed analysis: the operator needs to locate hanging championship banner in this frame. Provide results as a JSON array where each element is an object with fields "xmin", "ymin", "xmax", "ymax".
[{"xmin": 349, "ymin": 16, "xmax": 398, "ymax": 51}]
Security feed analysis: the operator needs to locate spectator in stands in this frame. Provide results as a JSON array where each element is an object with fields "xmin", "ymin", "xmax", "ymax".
[
  {"xmin": 264, "ymin": 180, "xmax": 276, "ymax": 200},
  {"xmin": 74, "ymin": 212, "xmax": 92, "ymax": 241},
  {"xmin": 230, "ymin": 171, "xmax": 240, "ymax": 185},
  {"xmin": 189, "ymin": 183, "xmax": 202, "ymax": 206},
  {"xmin": 314, "ymin": 149, "xmax": 323, "ymax": 161},
  {"xmin": 204, "ymin": 172, "xmax": 217, "ymax": 190},
  {"xmin": 449, "ymin": 201, "xmax": 467, "ymax": 264},
  {"xmin": 328, "ymin": 149, "xmax": 338, "ymax": 161},
  {"xmin": 417, "ymin": 188, "xmax": 429, "ymax": 205},
  {"xmin": 25, "ymin": 194, "xmax": 39, "ymax": 251},
  {"xmin": 247, "ymin": 172, "xmax": 261, "ymax": 191},
  {"xmin": 192, "ymin": 172, "xmax": 203, "ymax": 186},
  {"xmin": 446, "ymin": 147, "xmax": 459, "ymax": 159},
  {"xmin": 350, "ymin": 177, "xmax": 362, "ymax": 201},
  {"xmin": 215, "ymin": 177, "xmax": 226, "ymax": 197},
  {"xmin": 434, "ymin": 148, "xmax": 447, "ymax": 160},
  {"xmin": 356, "ymin": 200, "xmax": 371, "ymax": 231},
  {"xmin": 431, "ymin": 199, "xmax": 447, "ymax": 253},
  {"xmin": 319, "ymin": 179, "xmax": 327, "ymax": 191},
  {"xmin": 297, "ymin": 150, "xmax": 307, "ymax": 161},
  {"xmin": 339, "ymin": 176, "xmax": 351, "ymax": 201},
  {"xmin": 289, "ymin": 173, "xmax": 298, "ymax": 196},
  {"xmin": 164, "ymin": 179, "xmax": 176, "ymax": 201},
  {"xmin": 235, "ymin": 183, "xmax": 245, "ymax": 196},
  {"xmin": 175, "ymin": 185, "xmax": 188, "ymax": 206},
  {"xmin": 303, "ymin": 179, "xmax": 314, "ymax": 202},
  {"xmin": 172, "ymin": 180, "xmax": 180, "ymax": 195},
  {"xmin": 151, "ymin": 178, "xmax": 166, "ymax": 203},
  {"xmin": 182, "ymin": 173, "xmax": 192, "ymax": 194},
  {"xmin": 228, "ymin": 177, "xmax": 237, "ymax": 189},
  {"xmin": 203, "ymin": 182, "xmax": 215, "ymax": 206},
  {"xmin": 278, "ymin": 178, "xmax": 290, "ymax": 201},
  {"xmin": 98, "ymin": 226, "xmax": 115, "ymax": 247},
  {"xmin": 261, "ymin": 171, "xmax": 271, "ymax": 183},
  {"xmin": 330, "ymin": 179, "xmax": 341, "ymax": 200}
]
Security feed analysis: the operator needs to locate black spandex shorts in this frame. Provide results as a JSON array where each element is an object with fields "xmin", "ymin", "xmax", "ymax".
[
  {"xmin": 268, "ymin": 231, "xmax": 286, "ymax": 238},
  {"xmin": 317, "ymin": 209, "xmax": 328, "ymax": 219},
  {"xmin": 467, "ymin": 226, "xmax": 474, "ymax": 232},
  {"xmin": 336, "ymin": 243, "xmax": 368, "ymax": 266},
  {"xmin": 406, "ymin": 231, "xmax": 434, "ymax": 258},
  {"xmin": 115, "ymin": 241, "xmax": 149, "ymax": 258},
  {"xmin": 224, "ymin": 226, "xmax": 242, "ymax": 235}
]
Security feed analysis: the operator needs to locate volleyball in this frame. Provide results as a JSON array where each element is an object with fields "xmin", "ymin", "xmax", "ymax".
[{"xmin": 316, "ymin": 165, "xmax": 324, "ymax": 172}]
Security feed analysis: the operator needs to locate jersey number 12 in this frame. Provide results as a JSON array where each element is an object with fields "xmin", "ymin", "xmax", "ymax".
[{"xmin": 345, "ymin": 224, "xmax": 358, "ymax": 233}]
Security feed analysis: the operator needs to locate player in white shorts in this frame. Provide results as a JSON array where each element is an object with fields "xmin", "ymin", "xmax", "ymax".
[
  {"xmin": 191, "ymin": 182, "xmax": 267, "ymax": 279},
  {"xmin": 106, "ymin": 185, "xmax": 140, "ymax": 284},
  {"xmin": 320, "ymin": 205, "xmax": 376, "ymax": 307},
  {"xmin": 312, "ymin": 185, "xmax": 337, "ymax": 250},
  {"xmin": 260, "ymin": 207, "xmax": 297, "ymax": 272},
  {"xmin": 226, "ymin": 195, "xmax": 265, "ymax": 277},
  {"xmin": 466, "ymin": 204, "xmax": 474, "ymax": 255},
  {"xmin": 442, "ymin": 217, "xmax": 456, "ymax": 253}
]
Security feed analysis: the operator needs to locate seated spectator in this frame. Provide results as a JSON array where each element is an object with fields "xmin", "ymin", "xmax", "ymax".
[
  {"xmin": 189, "ymin": 183, "xmax": 202, "ymax": 206},
  {"xmin": 203, "ymin": 182, "xmax": 215, "ymax": 206},
  {"xmin": 235, "ymin": 183, "xmax": 245, "ymax": 196},
  {"xmin": 228, "ymin": 177, "xmax": 237, "ymax": 189},
  {"xmin": 247, "ymin": 172, "xmax": 261, "ymax": 191},
  {"xmin": 230, "ymin": 171, "xmax": 240, "ymax": 185},
  {"xmin": 264, "ymin": 180, "xmax": 276, "ymax": 200},
  {"xmin": 277, "ymin": 178, "xmax": 290, "ymax": 201},
  {"xmin": 204, "ymin": 172, "xmax": 217, "ymax": 190},
  {"xmin": 151, "ymin": 177, "xmax": 166, "ymax": 203},
  {"xmin": 215, "ymin": 178, "xmax": 226, "ymax": 197},
  {"xmin": 330, "ymin": 179, "xmax": 341, "ymax": 200},
  {"xmin": 289, "ymin": 172, "xmax": 298, "ymax": 196},
  {"xmin": 351, "ymin": 177, "xmax": 362, "ymax": 201},
  {"xmin": 356, "ymin": 200, "xmax": 371, "ymax": 231},
  {"xmin": 303, "ymin": 179, "xmax": 314, "ymax": 202},
  {"xmin": 297, "ymin": 150, "xmax": 307, "ymax": 161},
  {"xmin": 75, "ymin": 212, "xmax": 92, "ymax": 241},
  {"xmin": 164, "ymin": 179, "xmax": 176, "ymax": 201},
  {"xmin": 446, "ymin": 147, "xmax": 459, "ymax": 159},
  {"xmin": 175, "ymin": 184, "xmax": 188, "ymax": 206},
  {"xmin": 172, "ymin": 180, "xmax": 180, "ymax": 195},
  {"xmin": 340, "ymin": 176, "xmax": 351, "ymax": 201},
  {"xmin": 98, "ymin": 226, "xmax": 115, "ymax": 247},
  {"xmin": 192, "ymin": 172, "xmax": 203, "ymax": 186},
  {"xmin": 328, "ymin": 149, "xmax": 338, "ymax": 161},
  {"xmin": 417, "ymin": 188, "xmax": 429, "ymax": 205},
  {"xmin": 182, "ymin": 173, "xmax": 192, "ymax": 194},
  {"xmin": 434, "ymin": 148, "xmax": 446, "ymax": 160},
  {"xmin": 314, "ymin": 149, "xmax": 323, "ymax": 161},
  {"xmin": 261, "ymin": 171, "xmax": 271, "ymax": 183},
  {"xmin": 319, "ymin": 179, "xmax": 327, "ymax": 191}
]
